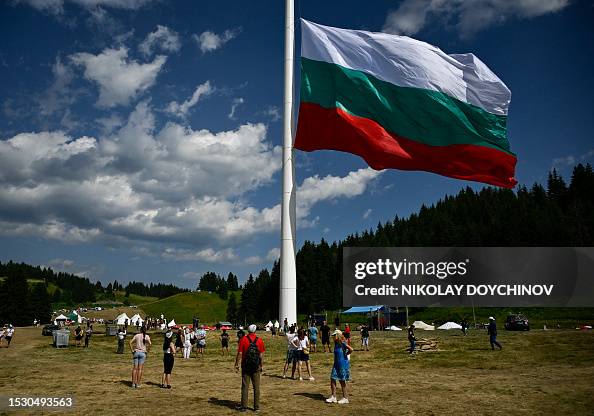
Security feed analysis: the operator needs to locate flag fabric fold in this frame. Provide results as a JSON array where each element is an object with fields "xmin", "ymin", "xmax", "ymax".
[{"xmin": 294, "ymin": 19, "xmax": 517, "ymax": 188}]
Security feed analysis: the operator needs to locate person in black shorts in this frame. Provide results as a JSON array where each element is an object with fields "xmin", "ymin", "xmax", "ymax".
[
  {"xmin": 320, "ymin": 320, "xmax": 331, "ymax": 353},
  {"xmin": 162, "ymin": 329, "xmax": 176, "ymax": 388},
  {"xmin": 221, "ymin": 329, "xmax": 230, "ymax": 356}
]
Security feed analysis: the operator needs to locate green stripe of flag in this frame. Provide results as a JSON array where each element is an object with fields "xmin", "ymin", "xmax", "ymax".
[{"xmin": 300, "ymin": 57, "xmax": 513, "ymax": 155}]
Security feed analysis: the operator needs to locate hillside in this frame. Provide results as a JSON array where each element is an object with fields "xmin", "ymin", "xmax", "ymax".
[{"xmin": 140, "ymin": 290, "xmax": 238, "ymax": 324}]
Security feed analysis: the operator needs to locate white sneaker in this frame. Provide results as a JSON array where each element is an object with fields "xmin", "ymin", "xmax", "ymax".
[
  {"xmin": 309, "ymin": 376, "xmax": 315, "ymax": 381},
  {"xmin": 338, "ymin": 398, "xmax": 349, "ymax": 404},
  {"xmin": 325, "ymin": 396, "xmax": 337, "ymax": 403}
]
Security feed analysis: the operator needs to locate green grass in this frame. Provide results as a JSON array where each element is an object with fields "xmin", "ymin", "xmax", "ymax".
[
  {"xmin": 140, "ymin": 291, "xmax": 238, "ymax": 324},
  {"xmin": 112, "ymin": 291, "xmax": 158, "ymax": 305},
  {"xmin": 4, "ymin": 326, "xmax": 594, "ymax": 415}
]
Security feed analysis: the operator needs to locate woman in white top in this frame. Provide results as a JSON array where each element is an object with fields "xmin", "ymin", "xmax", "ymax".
[
  {"xmin": 183, "ymin": 327, "xmax": 193, "ymax": 359},
  {"xmin": 295, "ymin": 328, "xmax": 315, "ymax": 381},
  {"xmin": 129, "ymin": 326, "xmax": 151, "ymax": 388}
]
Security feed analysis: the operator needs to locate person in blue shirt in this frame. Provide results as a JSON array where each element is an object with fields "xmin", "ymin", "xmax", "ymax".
[
  {"xmin": 308, "ymin": 324, "xmax": 318, "ymax": 353},
  {"xmin": 326, "ymin": 329, "xmax": 353, "ymax": 405}
]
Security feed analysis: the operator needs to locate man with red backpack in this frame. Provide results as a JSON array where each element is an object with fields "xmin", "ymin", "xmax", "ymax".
[{"xmin": 235, "ymin": 324, "xmax": 265, "ymax": 412}]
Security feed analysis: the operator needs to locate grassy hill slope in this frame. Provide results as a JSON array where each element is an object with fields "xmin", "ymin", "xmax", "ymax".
[{"xmin": 140, "ymin": 291, "xmax": 238, "ymax": 324}]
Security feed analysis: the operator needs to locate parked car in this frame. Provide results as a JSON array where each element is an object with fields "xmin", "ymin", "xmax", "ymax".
[
  {"xmin": 505, "ymin": 314, "xmax": 530, "ymax": 331},
  {"xmin": 41, "ymin": 324, "xmax": 61, "ymax": 336}
]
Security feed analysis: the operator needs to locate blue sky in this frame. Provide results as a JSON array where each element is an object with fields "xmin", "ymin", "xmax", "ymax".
[{"xmin": 1, "ymin": 0, "xmax": 593, "ymax": 288}]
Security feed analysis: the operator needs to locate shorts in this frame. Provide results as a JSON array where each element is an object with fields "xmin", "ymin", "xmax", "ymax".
[
  {"xmin": 310, "ymin": 338, "xmax": 317, "ymax": 345},
  {"xmin": 298, "ymin": 350, "xmax": 309, "ymax": 362},
  {"xmin": 163, "ymin": 353, "xmax": 174, "ymax": 374},
  {"xmin": 197, "ymin": 341, "xmax": 206, "ymax": 348},
  {"xmin": 133, "ymin": 351, "xmax": 147, "ymax": 366},
  {"xmin": 222, "ymin": 340, "xmax": 229, "ymax": 348},
  {"xmin": 322, "ymin": 336, "xmax": 330, "ymax": 345},
  {"xmin": 362, "ymin": 337, "xmax": 369, "ymax": 346},
  {"xmin": 285, "ymin": 349, "xmax": 297, "ymax": 364},
  {"xmin": 331, "ymin": 365, "xmax": 350, "ymax": 381}
]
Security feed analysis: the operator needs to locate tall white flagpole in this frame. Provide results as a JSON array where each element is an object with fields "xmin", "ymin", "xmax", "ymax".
[{"xmin": 279, "ymin": 0, "xmax": 297, "ymax": 327}]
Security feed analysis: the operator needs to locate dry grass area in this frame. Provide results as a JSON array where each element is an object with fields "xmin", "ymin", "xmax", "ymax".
[{"xmin": 1, "ymin": 326, "xmax": 594, "ymax": 415}]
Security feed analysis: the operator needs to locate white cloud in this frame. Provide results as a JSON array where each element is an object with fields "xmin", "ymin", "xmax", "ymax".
[
  {"xmin": 48, "ymin": 258, "xmax": 75, "ymax": 268},
  {"xmin": 228, "ymin": 97, "xmax": 244, "ymax": 120},
  {"xmin": 383, "ymin": 0, "xmax": 569, "ymax": 37},
  {"xmin": 0, "ymin": 103, "xmax": 381, "ymax": 256},
  {"xmin": 296, "ymin": 168, "xmax": 383, "ymax": 219},
  {"xmin": 193, "ymin": 28, "xmax": 241, "ymax": 53},
  {"xmin": 261, "ymin": 106, "xmax": 281, "ymax": 122},
  {"xmin": 162, "ymin": 247, "xmax": 238, "ymax": 263},
  {"xmin": 363, "ymin": 208, "xmax": 372, "ymax": 219},
  {"xmin": 182, "ymin": 271, "xmax": 202, "ymax": 280},
  {"xmin": 36, "ymin": 57, "xmax": 76, "ymax": 117},
  {"xmin": 266, "ymin": 248, "xmax": 280, "ymax": 262},
  {"xmin": 244, "ymin": 256, "xmax": 262, "ymax": 265},
  {"xmin": 165, "ymin": 81, "xmax": 214, "ymax": 118},
  {"xmin": 70, "ymin": 47, "xmax": 166, "ymax": 108},
  {"xmin": 14, "ymin": 0, "xmax": 157, "ymax": 15},
  {"xmin": 139, "ymin": 25, "xmax": 181, "ymax": 57},
  {"xmin": 552, "ymin": 149, "xmax": 594, "ymax": 168}
]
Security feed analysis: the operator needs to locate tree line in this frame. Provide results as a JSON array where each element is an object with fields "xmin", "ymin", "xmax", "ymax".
[{"xmin": 231, "ymin": 164, "xmax": 594, "ymax": 320}]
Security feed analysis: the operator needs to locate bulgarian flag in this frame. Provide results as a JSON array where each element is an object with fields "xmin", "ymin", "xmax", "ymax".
[{"xmin": 295, "ymin": 19, "xmax": 517, "ymax": 188}]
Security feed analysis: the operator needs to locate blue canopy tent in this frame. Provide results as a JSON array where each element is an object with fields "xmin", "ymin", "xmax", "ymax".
[
  {"xmin": 342, "ymin": 306, "xmax": 387, "ymax": 314},
  {"xmin": 341, "ymin": 306, "xmax": 391, "ymax": 329}
]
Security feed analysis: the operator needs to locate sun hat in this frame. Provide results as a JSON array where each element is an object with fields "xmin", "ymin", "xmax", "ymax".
[
  {"xmin": 248, "ymin": 324, "xmax": 257, "ymax": 333},
  {"xmin": 489, "ymin": 316, "xmax": 495, "ymax": 320},
  {"xmin": 331, "ymin": 329, "xmax": 342, "ymax": 337}
]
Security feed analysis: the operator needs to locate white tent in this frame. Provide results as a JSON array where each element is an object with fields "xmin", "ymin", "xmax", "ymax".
[
  {"xmin": 54, "ymin": 314, "xmax": 68, "ymax": 325},
  {"xmin": 274, "ymin": 320, "xmax": 280, "ymax": 328},
  {"xmin": 412, "ymin": 320, "xmax": 435, "ymax": 330},
  {"xmin": 438, "ymin": 321, "xmax": 462, "ymax": 330},
  {"xmin": 167, "ymin": 319, "xmax": 177, "ymax": 328},
  {"xmin": 115, "ymin": 313, "xmax": 130, "ymax": 325},
  {"xmin": 130, "ymin": 314, "xmax": 144, "ymax": 326},
  {"xmin": 389, "ymin": 325, "xmax": 402, "ymax": 331}
]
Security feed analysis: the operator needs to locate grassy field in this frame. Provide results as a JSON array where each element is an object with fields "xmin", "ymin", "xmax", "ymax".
[
  {"xmin": 140, "ymin": 291, "xmax": 239, "ymax": 324},
  {"xmin": 1, "ymin": 326, "xmax": 593, "ymax": 415}
]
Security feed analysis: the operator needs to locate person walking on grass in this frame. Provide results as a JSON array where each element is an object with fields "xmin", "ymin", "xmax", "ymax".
[
  {"xmin": 326, "ymin": 329, "xmax": 352, "ymax": 404},
  {"xmin": 361, "ymin": 324, "xmax": 370, "ymax": 351},
  {"xmin": 237, "ymin": 326, "xmax": 245, "ymax": 344},
  {"xmin": 74, "ymin": 325, "xmax": 83, "ymax": 347},
  {"xmin": 235, "ymin": 324, "xmax": 265, "ymax": 412},
  {"xmin": 195, "ymin": 325, "xmax": 206, "ymax": 358},
  {"xmin": 221, "ymin": 329, "xmax": 230, "ymax": 356},
  {"xmin": 308, "ymin": 323, "xmax": 318, "ymax": 353},
  {"xmin": 296, "ymin": 329, "xmax": 315, "ymax": 381},
  {"xmin": 407, "ymin": 324, "xmax": 416, "ymax": 355},
  {"xmin": 161, "ymin": 329, "xmax": 176, "ymax": 389},
  {"xmin": 488, "ymin": 317, "xmax": 503, "ymax": 350},
  {"xmin": 183, "ymin": 326, "xmax": 193, "ymax": 359},
  {"xmin": 4, "ymin": 325, "xmax": 14, "ymax": 347},
  {"xmin": 175, "ymin": 328, "xmax": 183, "ymax": 356},
  {"xmin": 84, "ymin": 324, "xmax": 93, "ymax": 348},
  {"xmin": 320, "ymin": 320, "xmax": 331, "ymax": 353},
  {"xmin": 116, "ymin": 328, "xmax": 126, "ymax": 354},
  {"xmin": 282, "ymin": 325, "xmax": 299, "ymax": 379},
  {"xmin": 130, "ymin": 326, "xmax": 151, "ymax": 388}
]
